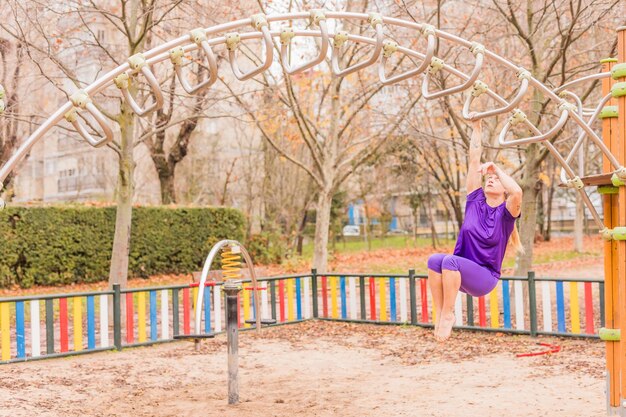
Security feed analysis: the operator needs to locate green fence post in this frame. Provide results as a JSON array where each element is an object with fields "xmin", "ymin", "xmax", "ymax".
[
  {"xmin": 113, "ymin": 284, "xmax": 122, "ymax": 351},
  {"xmin": 599, "ymin": 282, "xmax": 605, "ymax": 328},
  {"xmin": 528, "ymin": 271, "xmax": 538, "ymax": 337},
  {"xmin": 45, "ymin": 299, "xmax": 54, "ymax": 354},
  {"xmin": 409, "ymin": 269, "xmax": 417, "ymax": 325},
  {"xmin": 270, "ymin": 281, "xmax": 277, "ymax": 320},
  {"xmin": 311, "ymin": 269, "xmax": 318, "ymax": 318},
  {"xmin": 172, "ymin": 288, "xmax": 180, "ymax": 337},
  {"xmin": 359, "ymin": 276, "xmax": 366, "ymax": 320},
  {"xmin": 466, "ymin": 294, "xmax": 474, "ymax": 326}
]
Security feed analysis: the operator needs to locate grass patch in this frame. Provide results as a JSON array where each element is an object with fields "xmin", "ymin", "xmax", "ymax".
[
  {"xmin": 301, "ymin": 235, "xmax": 455, "ymax": 258},
  {"xmin": 502, "ymin": 249, "xmax": 601, "ymax": 270}
]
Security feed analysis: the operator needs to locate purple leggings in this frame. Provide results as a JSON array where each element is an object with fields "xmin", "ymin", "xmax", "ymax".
[{"xmin": 427, "ymin": 253, "xmax": 498, "ymax": 297}]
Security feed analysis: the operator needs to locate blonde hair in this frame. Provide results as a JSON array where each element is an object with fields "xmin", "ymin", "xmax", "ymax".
[{"xmin": 508, "ymin": 222, "xmax": 525, "ymax": 254}]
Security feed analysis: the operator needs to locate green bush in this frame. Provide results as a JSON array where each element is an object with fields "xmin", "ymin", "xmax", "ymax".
[
  {"xmin": 0, "ymin": 206, "xmax": 245, "ymax": 288},
  {"xmin": 245, "ymin": 232, "xmax": 286, "ymax": 264}
]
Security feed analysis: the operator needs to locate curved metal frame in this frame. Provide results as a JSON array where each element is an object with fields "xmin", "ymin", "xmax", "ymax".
[
  {"xmin": 114, "ymin": 53, "xmax": 164, "ymax": 116},
  {"xmin": 421, "ymin": 43, "xmax": 485, "ymax": 100},
  {"xmin": 554, "ymin": 72, "xmax": 611, "ymax": 94},
  {"xmin": 498, "ymin": 107, "xmax": 571, "ymax": 147},
  {"xmin": 0, "ymin": 10, "xmax": 623, "ymax": 235},
  {"xmin": 170, "ymin": 29, "xmax": 218, "ymax": 94},
  {"xmin": 227, "ymin": 21, "xmax": 274, "ymax": 81},
  {"xmin": 331, "ymin": 14, "xmax": 384, "ymax": 77},
  {"xmin": 278, "ymin": 11, "xmax": 330, "ymax": 74},
  {"xmin": 194, "ymin": 240, "xmax": 263, "ymax": 333},
  {"xmin": 64, "ymin": 90, "xmax": 114, "ymax": 148},
  {"xmin": 462, "ymin": 70, "xmax": 531, "ymax": 120},
  {"xmin": 558, "ymin": 92, "xmax": 613, "ymax": 185},
  {"xmin": 65, "ymin": 104, "xmax": 113, "ymax": 148},
  {"xmin": 378, "ymin": 30, "xmax": 437, "ymax": 85}
]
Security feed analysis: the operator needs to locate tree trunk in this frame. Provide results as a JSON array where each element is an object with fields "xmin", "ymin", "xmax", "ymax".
[
  {"xmin": 157, "ymin": 164, "xmax": 176, "ymax": 204},
  {"xmin": 0, "ymin": 42, "xmax": 24, "ymax": 202},
  {"xmin": 515, "ymin": 144, "xmax": 541, "ymax": 275},
  {"xmin": 537, "ymin": 184, "xmax": 545, "ymax": 238},
  {"xmin": 363, "ymin": 202, "xmax": 371, "ymax": 251},
  {"xmin": 545, "ymin": 180, "xmax": 555, "ymax": 241},
  {"xmin": 574, "ymin": 147, "xmax": 584, "ymax": 252},
  {"xmin": 311, "ymin": 77, "xmax": 341, "ymax": 271},
  {"xmin": 426, "ymin": 193, "xmax": 438, "ymax": 249},
  {"xmin": 108, "ymin": 106, "xmax": 135, "ymax": 289},
  {"xmin": 515, "ymin": 82, "xmax": 546, "ymax": 275},
  {"xmin": 574, "ymin": 193, "xmax": 584, "ymax": 252},
  {"xmin": 296, "ymin": 209, "xmax": 307, "ymax": 256},
  {"xmin": 312, "ymin": 189, "xmax": 333, "ymax": 273},
  {"xmin": 412, "ymin": 207, "xmax": 419, "ymax": 244}
]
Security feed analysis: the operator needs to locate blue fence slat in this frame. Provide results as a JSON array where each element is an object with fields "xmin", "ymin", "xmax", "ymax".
[
  {"xmin": 16, "ymin": 301, "xmax": 25, "ymax": 358},
  {"xmin": 87, "ymin": 296, "xmax": 95, "ymax": 349},
  {"xmin": 502, "ymin": 281, "xmax": 511, "ymax": 329},
  {"xmin": 150, "ymin": 291, "xmax": 157, "ymax": 341},
  {"xmin": 250, "ymin": 285, "xmax": 256, "ymax": 320},
  {"xmin": 389, "ymin": 277, "xmax": 397, "ymax": 322},
  {"xmin": 296, "ymin": 278, "xmax": 302, "ymax": 320},
  {"xmin": 556, "ymin": 281, "xmax": 566, "ymax": 333},
  {"xmin": 204, "ymin": 287, "xmax": 211, "ymax": 333},
  {"xmin": 340, "ymin": 277, "xmax": 347, "ymax": 319}
]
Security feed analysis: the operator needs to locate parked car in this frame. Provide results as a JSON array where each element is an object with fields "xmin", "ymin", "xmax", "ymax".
[{"xmin": 342, "ymin": 225, "xmax": 360, "ymax": 236}]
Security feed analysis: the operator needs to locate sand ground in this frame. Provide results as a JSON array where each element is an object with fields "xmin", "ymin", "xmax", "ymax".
[{"xmin": 0, "ymin": 320, "xmax": 605, "ymax": 417}]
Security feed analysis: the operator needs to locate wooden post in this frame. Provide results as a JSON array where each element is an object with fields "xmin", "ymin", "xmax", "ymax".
[
  {"xmin": 601, "ymin": 53, "xmax": 620, "ymax": 412},
  {"xmin": 600, "ymin": 54, "xmax": 619, "ymax": 410},
  {"xmin": 617, "ymin": 26, "xmax": 626, "ymax": 412}
]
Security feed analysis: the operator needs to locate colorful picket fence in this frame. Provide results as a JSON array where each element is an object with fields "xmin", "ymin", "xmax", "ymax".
[
  {"xmin": 0, "ymin": 275, "xmax": 313, "ymax": 364},
  {"xmin": 0, "ymin": 271, "xmax": 604, "ymax": 363},
  {"xmin": 314, "ymin": 272, "xmax": 603, "ymax": 338}
]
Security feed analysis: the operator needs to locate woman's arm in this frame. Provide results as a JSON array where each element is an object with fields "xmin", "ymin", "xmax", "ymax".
[
  {"xmin": 499, "ymin": 166, "xmax": 523, "ymax": 217},
  {"xmin": 466, "ymin": 119, "xmax": 483, "ymax": 194},
  {"xmin": 479, "ymin": 162, "xmax": 523, "ymax": 217}
]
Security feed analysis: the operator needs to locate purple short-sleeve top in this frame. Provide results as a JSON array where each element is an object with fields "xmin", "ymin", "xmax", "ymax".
[{"xmin": 453, "ymin": 188, "xmax": 519, "ymax": 278}]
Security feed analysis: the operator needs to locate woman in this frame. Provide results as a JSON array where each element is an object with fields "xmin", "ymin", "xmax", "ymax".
[{"xmin": 427, "ymin": 118, "xmax": 523, "ymax": 341}]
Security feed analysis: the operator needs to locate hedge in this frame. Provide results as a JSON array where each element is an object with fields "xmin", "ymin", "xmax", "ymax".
[{"xmin": 0, "ymin": 206, "xmax": 246, "ymax": 288}]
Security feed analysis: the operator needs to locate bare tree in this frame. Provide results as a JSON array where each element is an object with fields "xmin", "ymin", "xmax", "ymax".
[
  {"xmin": 484, "ymin": 0, "xmax": 621, "ymax": 274},
  {"xmin": 399, "ymin": 0, "xmax": 620, "ymax": 272},
  {"xmin": 217, "ymin": 1, "xmax": 425, "ymax": 272},
  {"xmin": 0, "ymin": 35, "xmax": 25, "ymax": 198},
  {"xmin": 1, "ymin": 0, "xmax": 189, "ymax": 288}
]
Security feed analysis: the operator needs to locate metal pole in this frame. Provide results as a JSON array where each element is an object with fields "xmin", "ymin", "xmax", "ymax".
[
  {"xmin": 409, "ymin": 269, "xmax": 417, "ymax": 325},
  {"xmin": 113, "ymin": 284, "xmax": 122, "ymax": 351},
  {"xmin": 359, "ymin": 276, "xmax": 366, "ymax": 320},
  {"xmin": 223, "ymin": 280, "xmax": 242, "ymax": 405},
  {"xmin": 528, "ymin": 271, "xmax": 538, "ymax": 338},
  {"xmin": 466, "ymin": 294, "xmax": 474, "ymax": 327},
  {"xmin": 311, "ymin": 268, "xmax": 318, "ymax": 318}
]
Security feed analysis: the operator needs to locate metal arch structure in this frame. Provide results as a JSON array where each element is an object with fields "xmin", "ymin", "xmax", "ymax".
[
  {"xmin": 193, "ymin": 239, "xmax": 265, "ymax": 334},
  {"xmin": 0, "ymin": 9, "xmax": 625, "ymax": 413},
  {"xmin": 0, "ymin": 10, "xmax": 623, "ymax": 237}
]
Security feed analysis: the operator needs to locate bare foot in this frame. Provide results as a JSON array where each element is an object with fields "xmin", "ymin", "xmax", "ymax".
[
  {"xmin": 433, "ymin": 310, "xmax": 441, "ymax": 336},
  {"xmin": 437, "ymin": 312, "xmax": 455, "ymax": 341}
]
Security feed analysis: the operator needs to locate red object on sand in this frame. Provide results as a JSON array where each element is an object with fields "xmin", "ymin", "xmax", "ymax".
[{"xmin": 516, "ymin": 342, "xmax": 561, "ymax": 358}]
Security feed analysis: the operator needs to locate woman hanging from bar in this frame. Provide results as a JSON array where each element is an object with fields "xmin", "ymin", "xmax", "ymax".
[{"xmin": 427, "ymin": 118, "xmax": 523, "ymax": 341}]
